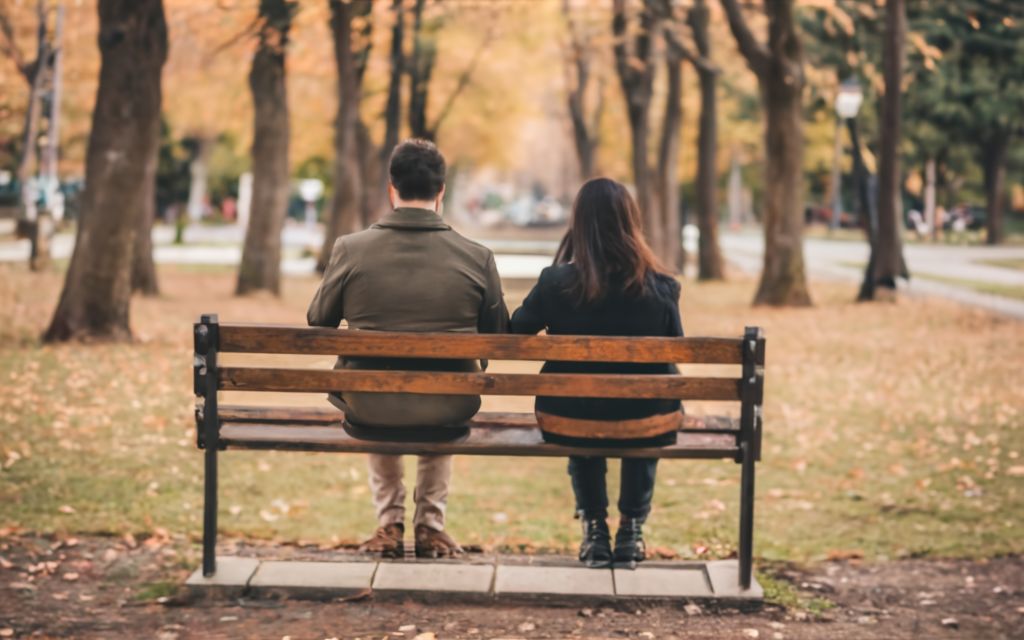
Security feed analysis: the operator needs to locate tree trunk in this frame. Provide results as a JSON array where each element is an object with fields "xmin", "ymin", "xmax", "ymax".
[
  {"xmin": 924, "ymin": 156, "xmax": 936, "ymax": 241},
  {"xmin": 16, "ymin": 0, "xmax": 48, "ymax": 226},
  {"xmin": 357, "ymin": 119, "xmax": 381, "ymax": 228},
  {"xmin": 408, "ymin": 0, "xmax": 438, "ymax": 141},
  {"xmin": 317, "ymin": 0, "xmax": 372, "ymax": 272},
  {"xmin": 41, "ymin": 4, "xmax": 64, "ymax": 191},
  {"xmin": 375, "ymin": 0, "xmax": 405, "ymax": 220},
  {"xmin": 132, "ymin": 152, "xmax": 160, "ymax": 296},
  {"xmin": 691, "ymin": 0, "xmax": 724, "ymax": 280},
  {"xmin": 236, "ymin": 0, "xmax": 293, "ymax": 296},
  {"xmin": 727, "ymin": 150, "xmax": 744, "ymax": 227},
  {"xmin": 563, "ymin": 0, "xmax": 599, "ymax": 181},
  {"xmin": 864, "ymin": 0, "xmax": 907, "ymax": 299},
  {"xmin": 982, "ymin": 133, "xmax": 1009, "ymax": 246},
  {"xmin": 44, "ymin": 0, "xmax": 168, "ymax": 342},
  {"xmin": 185, "ymin": 136, "xmax": 212, "ymax": 222},
  {"xmin": 756, "ymin": 69, "xmax": 810, "ymax": 305},
  {"xmin": 656, "ymin": 54, "xmax": 683, "ymax": 272},
  {"xmin": 612, "ymin": 0, "xmax": 661, "ymax": 258},
  {"xmin": 721, "ymin": 0, "xmax": 810, "ymax": 306}
]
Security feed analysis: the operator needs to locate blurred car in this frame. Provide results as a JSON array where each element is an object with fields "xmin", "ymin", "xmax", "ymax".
[
  {"xmin": 944, "ymin": 204, "xmax": 986, "ymax": 231},
  {"xmin": 805, "ymin": 204, "xmax": 860, "ymax": 228}
]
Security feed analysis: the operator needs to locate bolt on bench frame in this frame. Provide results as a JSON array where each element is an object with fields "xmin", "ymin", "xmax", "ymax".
[{"xmin": 193, "ymin": 314, "xmax": 766, "ymax": 589}]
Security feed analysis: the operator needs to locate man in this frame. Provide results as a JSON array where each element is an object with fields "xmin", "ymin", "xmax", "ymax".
[{"xmin": 307, "ymin": 139, "xmax": 508, "ymax": 558}]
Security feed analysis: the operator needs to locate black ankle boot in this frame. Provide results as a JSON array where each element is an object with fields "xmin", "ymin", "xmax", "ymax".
[
  {"xmin": 614, "ymin": 517, "xmax": 646, "ymax": 567},
  {"xmin": 578, "ymin": 516, "xmax": 612, "ymax": 568}
]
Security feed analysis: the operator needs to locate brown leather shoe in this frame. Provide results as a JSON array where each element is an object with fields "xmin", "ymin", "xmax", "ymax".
[
  {"xmin": 359, "ymin": 523, "xmax": 404, "ymax": 558},
  {"xmin": 414, "ymin": 524, "xmax": 463, "ymax": 559}
]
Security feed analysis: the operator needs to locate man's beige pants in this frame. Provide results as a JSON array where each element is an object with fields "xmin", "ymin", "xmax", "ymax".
[{"xmin": 369, "ymin": 454, "xmax": 451, "ymax": 532}]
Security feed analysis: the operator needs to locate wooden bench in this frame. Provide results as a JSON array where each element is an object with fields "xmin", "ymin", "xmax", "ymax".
[{"xmin": 192, "ymin": 315, "xmax": 766, "ymax": 589}]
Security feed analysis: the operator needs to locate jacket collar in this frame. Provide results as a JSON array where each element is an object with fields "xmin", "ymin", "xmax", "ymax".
[{"xmin": 373, "ymin": 207, "xmax": 451, "ymax": 230}]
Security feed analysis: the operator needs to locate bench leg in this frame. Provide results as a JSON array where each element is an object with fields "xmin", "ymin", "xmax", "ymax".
[
  {"xmin": 202, "ymin": 445, "xmax": 218, "ymax": 577},
  {"xmin": 738, "ymin": 441, "xmax": 755, "ymax": 590}
]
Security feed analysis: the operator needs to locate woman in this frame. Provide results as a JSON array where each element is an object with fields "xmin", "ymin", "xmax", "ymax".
[{"xmin": 510, "ymin": 178, "xmax": 683, "ymax": 569}]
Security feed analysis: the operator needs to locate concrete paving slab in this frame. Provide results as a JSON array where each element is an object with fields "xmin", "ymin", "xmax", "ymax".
[
  {"xmin": 613, "ymin": 565, "xmax": 712, "ymax": 598},
  {"xmin": 249, "ymin": 560, "xmax": 376, "ymax": 599},
  {"xmin": 373, "ymin": 562, "xmax": 494, "ymax": 602},
  {"xmin": 184, "ymin": 556, "xmax": 762, "ymax": 606},
  {"xmin": 185, "ymin": 556, "xmax": 260, "ymax": 598},
  {"xmin": 706, "ymin": 560, "xmax": 764, "ymax": 600},
  {"xmin": 495, "ymin": 565, "xmax": 614, "ymax": 602}
]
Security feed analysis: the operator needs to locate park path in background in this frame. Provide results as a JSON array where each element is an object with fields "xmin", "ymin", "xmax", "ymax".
[
  {"xmin": 1, "ymin": 221, "xmax": 1022, "ymax": 318},
  {"xmin": 0, "ymin": 222, "xmax": 554, "ymax": 280},
  {"xmin": 721, "ymin": 231, "xmax": 1024, "ymax": 320}
]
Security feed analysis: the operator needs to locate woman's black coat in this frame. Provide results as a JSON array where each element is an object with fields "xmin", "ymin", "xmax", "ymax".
[{"xmin": 510, "ymin": 263, "xmax": 684, "ymax": 447}]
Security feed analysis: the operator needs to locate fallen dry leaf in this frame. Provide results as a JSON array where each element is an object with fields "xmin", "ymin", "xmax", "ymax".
[
  {"xmin": 826, "ymin": 549, "xmax": 865, "ymax": 561},
  {"xmin": 57, "ymin": 505, "xmax": 75, "ymax": 515}
]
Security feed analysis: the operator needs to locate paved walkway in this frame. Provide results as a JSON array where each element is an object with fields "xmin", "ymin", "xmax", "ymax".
[
  {"xmin": 721, "ymin": 232, "xmax": 1024, "ymax": 320},
  {"xmin": 187, "ymin": 555, "xmax": 761, "ymax": 604},
  {"xmin": 2, "ymin": 222, "xmax": 1021, "ymax": 317},
  {"xmin": 0, "ymin": 223, "xmax": 555, "ymax": 280}
]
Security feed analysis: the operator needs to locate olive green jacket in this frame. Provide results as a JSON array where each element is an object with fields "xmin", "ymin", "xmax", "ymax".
[{"xmin": 307, "ymin": 207, "xmax": 509, "ymax": 429}]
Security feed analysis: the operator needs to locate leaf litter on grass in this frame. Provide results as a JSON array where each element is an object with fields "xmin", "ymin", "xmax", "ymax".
[{"xmin": 0, "ymin": 264, "xmax": 1022, "ymax": 564}]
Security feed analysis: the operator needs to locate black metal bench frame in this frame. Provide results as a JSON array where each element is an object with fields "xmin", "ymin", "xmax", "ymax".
[{"xmin": 193, "ymin": 314, "xmax": 765, "ymax": 589}]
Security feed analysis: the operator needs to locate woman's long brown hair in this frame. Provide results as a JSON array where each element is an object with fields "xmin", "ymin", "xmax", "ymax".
[{"xmin": 554, "ymin": 178, "xmax": 668, "ymax": 304}]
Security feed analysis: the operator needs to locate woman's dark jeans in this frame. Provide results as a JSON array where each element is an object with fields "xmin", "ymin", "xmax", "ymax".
[{"xmin": 568, "ymin": 456, "xmax": 658, "ymax": 520}]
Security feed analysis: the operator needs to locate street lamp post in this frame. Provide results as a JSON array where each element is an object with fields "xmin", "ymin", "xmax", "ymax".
[{"xmin": 832, "ymin": 79, "xmax": 864, "ymax": 230}]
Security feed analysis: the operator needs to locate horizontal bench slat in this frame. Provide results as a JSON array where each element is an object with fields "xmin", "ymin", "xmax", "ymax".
[
  {"xmin": 215, "ymin": 405, "xmax": 740, "ymax": 432},
  {"xmin": 218, "ymin": 368, "xmax": 742, "ymax": 401},
  {"xmin": 216, "ymin": 325, "xmax": 751, "ymax": 365},
  {"xmin": 218, "ymin": 424, "xmax": 739, "ymax": 459}
]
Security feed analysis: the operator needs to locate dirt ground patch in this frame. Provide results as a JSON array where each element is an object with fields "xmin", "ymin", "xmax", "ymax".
[{"xmin": 1, "ymin": 534, "xmax": 1022, "ymax": 639}]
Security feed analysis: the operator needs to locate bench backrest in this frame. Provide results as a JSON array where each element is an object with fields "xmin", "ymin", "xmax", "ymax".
[{"xmin": 193, "ymin": 315, "xmax": 765, "ymax": 455}]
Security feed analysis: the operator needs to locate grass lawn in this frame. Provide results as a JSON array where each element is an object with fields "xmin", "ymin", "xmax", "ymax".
[
  {"xmin": 977, "ymin": 258, "xmax": 1024, "ymax": 272},
  {"xmin": 912, "ymin": 273, "xmax": 1024, "ymax": 301},
  {"xmin": 839, "ymin": 260, "xmax": 1024, "ymax": 301},
  {"xmin": 0, "ymin": 263, "xmax": 1021, "ymax": 568}
]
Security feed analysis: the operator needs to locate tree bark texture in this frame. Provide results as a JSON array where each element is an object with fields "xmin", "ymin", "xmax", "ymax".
[
  {"xmin": 563, "ymin": 0, "xmax": 600, "ymax": 181},
  {"xmin": 374, "ymin": 0, "xmax": 405, "ymax": 220},
  {"xmin": 866, "ymin": 0, "xmax": 907, "ymax": 297},
  {"xmin": 690, "ymin": 0, "xmax": 724, "ymax": 280},
  {"xmin": 924, "ymin": 156, "xmax": 937, "ymax": 241},
  {"xmin": 14, "ymin": 0, "xmax": 48, "ymax": 224},
  {"xmin": 721, "ymin": 0, "xmax": 810, "ymax": 306},
  {"xmin": 656, "ymin": 53, "xmax": 683, "ymax": 271},
  {"xmin": 408, "ymin": 0, "xmax": 437, "ymax": 141},
  {"xmin": 612, "ymin": 0, "xmax": 661, "ymax": 259},
  {"xmin": 185, "ymin": 136, "xmax": 212, "ymax": 221},
  {"xmin": 131, "ymin": 150, "xmax": 160, "ymax": 296},
  {"xmin": 44, "ymin": 0, "xmax": 168, "ymax": 342},
  {"xmin": 317, "ymin": 0, "xmax": 372, "ymax": 273},
  {"xmin": 236, "ymin": 0, "xmax": 294, "ymax": 295},
  {"xmin": 982, "ymin": 133, "xmax": 1009, "ymax": 245}
]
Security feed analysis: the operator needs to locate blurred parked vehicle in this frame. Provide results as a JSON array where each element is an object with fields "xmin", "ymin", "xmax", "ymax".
[{"xmin": 945, "ymin": 204, "xmax": 986, "ymax": 231}]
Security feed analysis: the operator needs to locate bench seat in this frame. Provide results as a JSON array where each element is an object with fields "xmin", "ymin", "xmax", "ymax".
[{"xmin": 215, "ymin": 406, "xmax": 741, "ymax": 459}]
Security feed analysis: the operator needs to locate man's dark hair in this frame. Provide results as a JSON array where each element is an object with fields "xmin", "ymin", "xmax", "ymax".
[{"xmin": 388, "ymin": 139, "xmax": 446, "ymax": 201}]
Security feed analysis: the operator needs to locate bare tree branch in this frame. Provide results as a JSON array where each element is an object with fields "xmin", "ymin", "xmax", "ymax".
[
  {"xmin": 719, "ymin": 0, "xmax": 770, "ymax": 76},
  {"xmin": 663, "ymin": 24, "xmax": 718, "ymax": 75},
  {"xmin": 0, "ymin": 9, "xmax": 28, "ymax": 75},
  {"xmin": 0, "ymin": 2, "xmax": 48, "ymax": 81},
  {"xmin": 208, "ymin": 15, "xmax": 261, "ymax": 60},
  {"xmin": 427, "ymin": 18, "xmax": 494, "ymax": 136}
]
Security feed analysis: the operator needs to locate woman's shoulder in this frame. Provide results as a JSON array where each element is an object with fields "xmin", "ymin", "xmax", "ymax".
[
  {"xmin": 538, "ymin": 263, "xmax": 577, "ymax": 287},
  {"xmin": 648, "ymin": 271, "xmax": 681, "ymax": 298}
]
